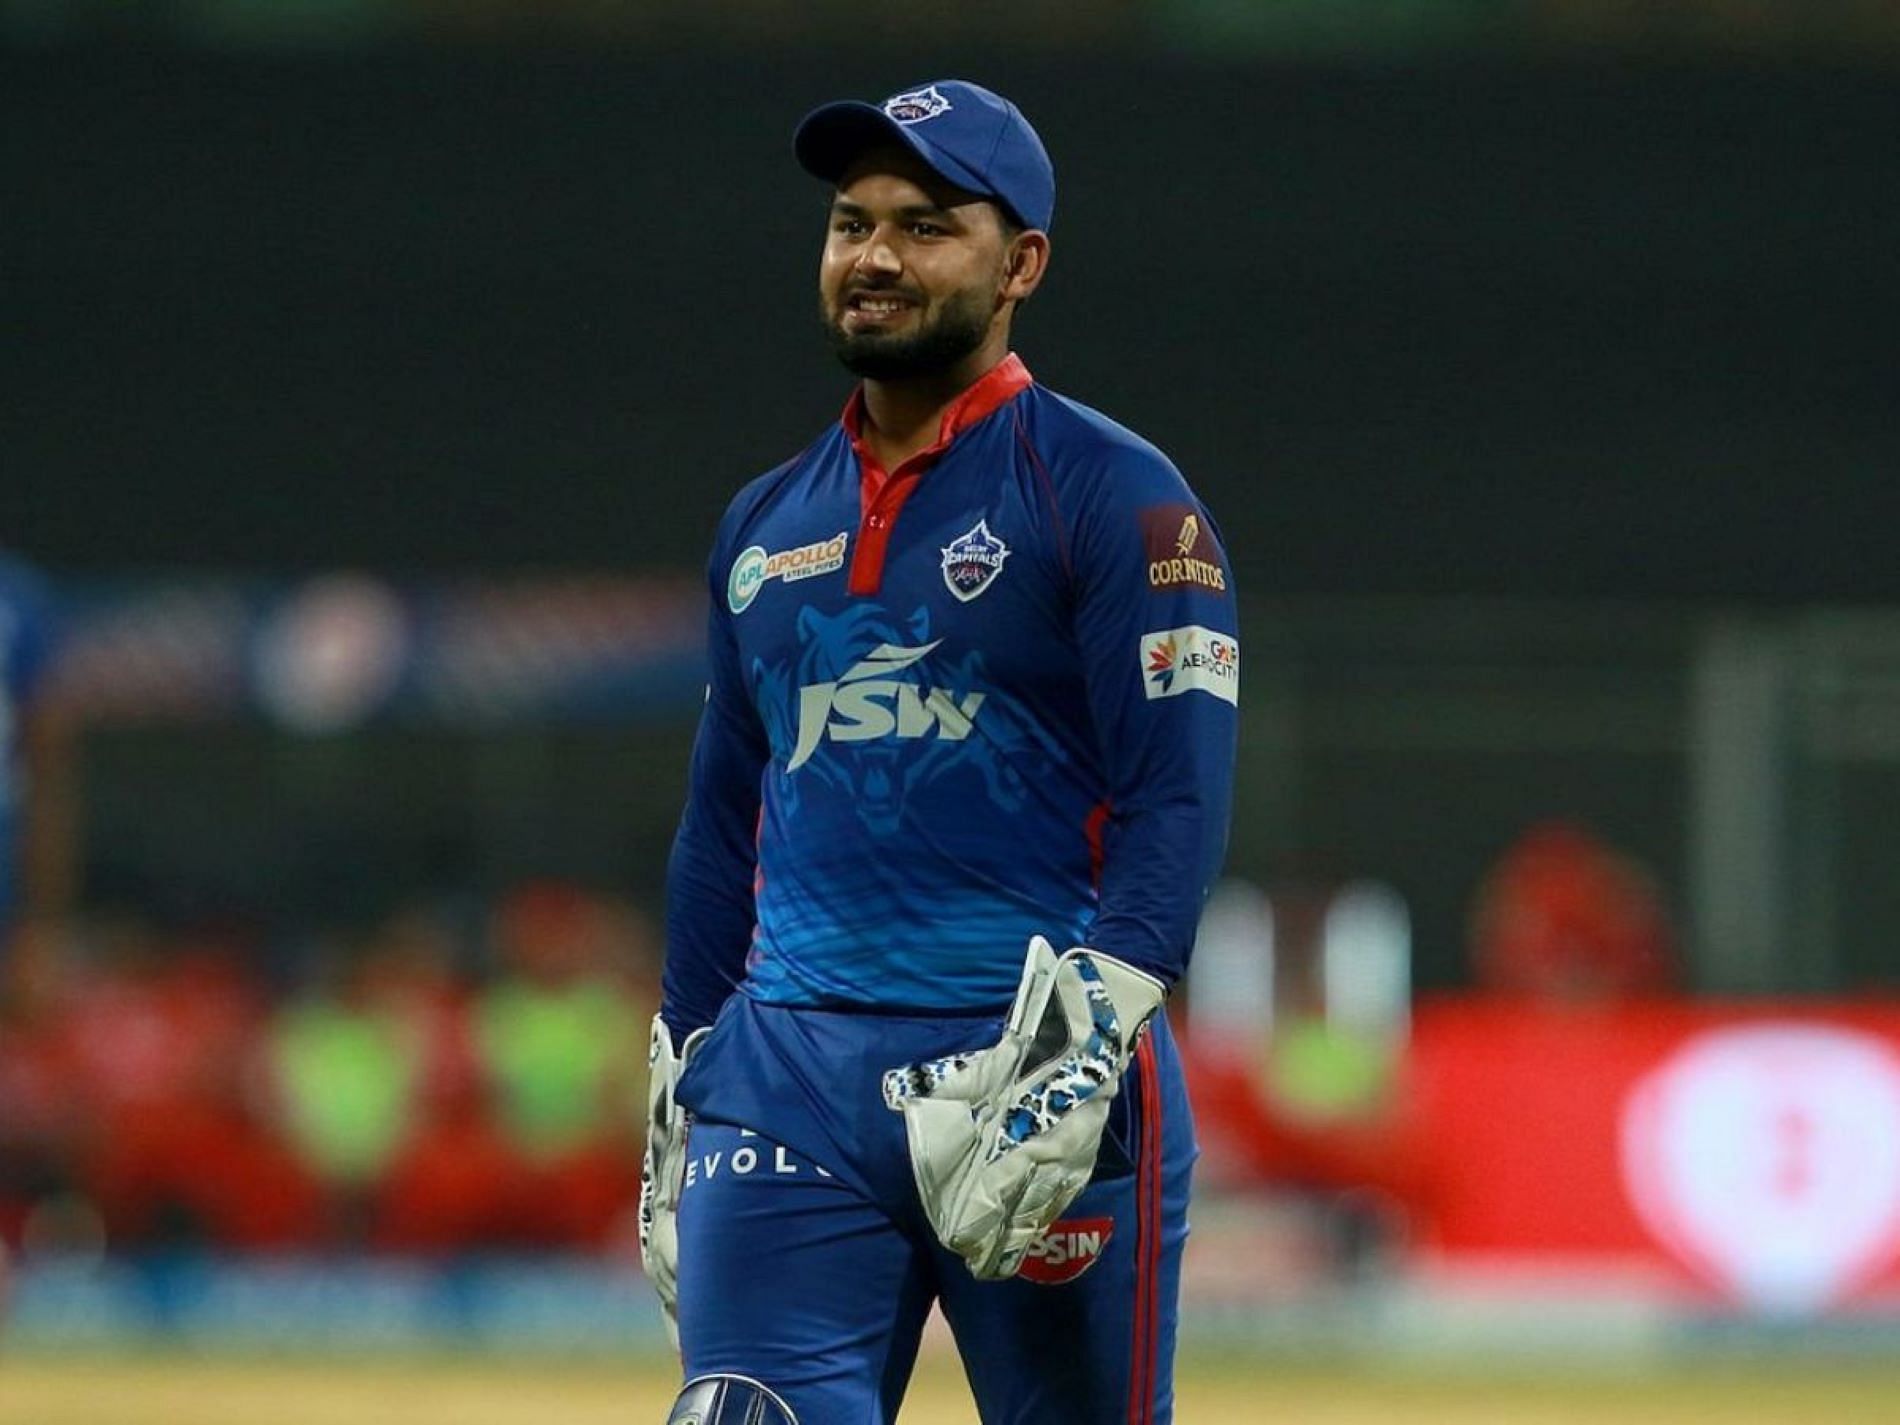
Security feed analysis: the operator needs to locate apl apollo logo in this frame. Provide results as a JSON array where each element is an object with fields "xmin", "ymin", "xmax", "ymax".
[
  {"xmin": 728, "ymin": 532, "xmax": 848, "ymax": 614},
  {"xmin": 940, "ymin": 518, "xmax": 1010, "ymax": 603}
]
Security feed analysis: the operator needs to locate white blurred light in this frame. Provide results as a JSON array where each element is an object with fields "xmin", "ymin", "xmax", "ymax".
[
  {"xmin": 1190, "ymin": 877, "xmax": 1276, "ymax": 1039},
  {"xmin": 1321, "ymin": 881, "xmax": 1411, "ymax": 1039},
  {"xmin": 255, "ymin": 574, "xmax": 409, "ymax": 733}
]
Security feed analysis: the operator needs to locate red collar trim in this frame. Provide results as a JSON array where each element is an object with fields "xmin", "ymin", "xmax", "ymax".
[{"xmin": 840, "ymin": 353, "xmax": 1034, "ymax": 464}]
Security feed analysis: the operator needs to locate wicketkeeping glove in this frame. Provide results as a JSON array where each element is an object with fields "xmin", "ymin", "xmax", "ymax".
[
  {"xmin": 639, "ymin": 1013, "xmax": 707, "ymax": 1349},
  {"xmin": 881, "ymin": 936, "xmax": 1166, "ymax": 1280}
]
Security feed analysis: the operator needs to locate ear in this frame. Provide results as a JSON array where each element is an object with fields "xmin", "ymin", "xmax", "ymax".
[{"xmin": 1000, "ymin": 230, "xmax": 1050, "ymax": 304}]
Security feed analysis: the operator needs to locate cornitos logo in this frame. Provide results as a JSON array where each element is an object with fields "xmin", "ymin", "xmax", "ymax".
[
  {"xmin": 1141, "ymin": 503, "xmax": 1227, "ymax": 593},
  {"xmin": 787, "ymin": 639, "xmax": 985, "ymax": 771},
  {"xmin": 1140, "ymin": 624, "xmax": 1239, "ymax": 705},
  {"xmin": 728, "ymin": 532, "xmax": 848, "ymax": 614}
]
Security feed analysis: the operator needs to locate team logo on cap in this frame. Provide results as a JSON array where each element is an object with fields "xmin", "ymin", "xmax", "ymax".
[
  {"xmin": 884, "ymin": 85, "xmax": 953, "ymax": 125},
  {"xmin": 940, "ymin": 518, "xmax": 1010, "ymax": 602}
]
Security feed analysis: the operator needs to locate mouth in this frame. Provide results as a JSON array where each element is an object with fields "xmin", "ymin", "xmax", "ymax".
[{"xmin": 841, "ymin": 291, "xmax": 918, "ymax": 327}]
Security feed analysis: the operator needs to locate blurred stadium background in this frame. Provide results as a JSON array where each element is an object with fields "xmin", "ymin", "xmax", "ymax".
[{"xmin": 4, "ymin": 1, "xmax": 1900, "ymax": 1420}]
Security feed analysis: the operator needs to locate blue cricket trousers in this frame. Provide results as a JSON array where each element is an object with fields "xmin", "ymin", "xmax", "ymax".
[{"xmin": 674, "ymin": 996, "xmax": 1196, "ymax": 1424}]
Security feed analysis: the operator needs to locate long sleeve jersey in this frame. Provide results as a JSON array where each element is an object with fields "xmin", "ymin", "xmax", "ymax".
[{"xmin": 662, "ymin": 355, "xmax": 1238, "ymax": 1040}]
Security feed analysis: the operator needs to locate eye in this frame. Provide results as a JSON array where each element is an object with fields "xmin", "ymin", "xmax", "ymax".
[
  {"xmin": 908, "ymin": 221, "xmax": 947, "ymax": 238},
  {"xmin": 833, "ymin": 216, "xmax": 869, "ymax": 236}
]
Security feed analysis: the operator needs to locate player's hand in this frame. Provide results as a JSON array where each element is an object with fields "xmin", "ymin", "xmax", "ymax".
[
  {"xmin": 881, "ymin": 936, "xmax": 1165, "ymax": 1280},
  {"xmin": 639, "ymin": 1014, "xmax": 707, "ymax": 1349}
]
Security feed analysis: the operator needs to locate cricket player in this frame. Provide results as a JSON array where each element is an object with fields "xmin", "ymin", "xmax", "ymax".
[{"xmin": 644, "ymin": 80, "xmax": 1238, "ymax": 1425}]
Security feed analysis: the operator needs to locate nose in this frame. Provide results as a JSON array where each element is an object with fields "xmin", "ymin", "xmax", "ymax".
[{"xmin": 853, "ymin": 227, "xmax": 904, "ymax": 279}]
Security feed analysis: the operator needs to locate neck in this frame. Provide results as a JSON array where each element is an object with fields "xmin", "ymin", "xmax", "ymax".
[{"xmin": 858, "ymin": 335, "xmax": 1012, "ymax": 470}]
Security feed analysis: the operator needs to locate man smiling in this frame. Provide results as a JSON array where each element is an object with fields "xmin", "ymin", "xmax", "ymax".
[
  {"xmin": 642, "ymin": 80, "xmax": 1238, "ymax": 1425},
  {"xmin": 820, "ymin": 163, "xmax": 1042, "ymax": 393}
]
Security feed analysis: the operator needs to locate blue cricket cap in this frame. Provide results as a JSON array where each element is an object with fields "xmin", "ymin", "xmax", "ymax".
[{"xmin": 794, "ymin": 80, "xmax": 1055, "ymax": 233}]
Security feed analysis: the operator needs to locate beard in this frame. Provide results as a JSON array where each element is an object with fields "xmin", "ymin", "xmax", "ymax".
[{"xmin": 822, "ymin": 283, "xmax": 996, "ymax": 381}]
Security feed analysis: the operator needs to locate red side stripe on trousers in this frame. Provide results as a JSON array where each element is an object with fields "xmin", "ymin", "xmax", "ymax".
[{"xmin": 1126, "ymin": 1034, "xmax": 1163, "ymax": 1425}]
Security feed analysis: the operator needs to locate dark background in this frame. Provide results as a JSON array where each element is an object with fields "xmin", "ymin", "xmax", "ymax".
[
  {"xmin": 9, "ymin": 51, "xmax": 1896, "ymax": 600},
  {"xmin": 6, "ymin": 28, "xmax": 1898, "ymax": 992}
]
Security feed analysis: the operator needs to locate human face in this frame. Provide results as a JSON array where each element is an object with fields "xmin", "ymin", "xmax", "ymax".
[{"xmin": 818, "ymin": 153, "xmax": 1017, "ymax": 382}]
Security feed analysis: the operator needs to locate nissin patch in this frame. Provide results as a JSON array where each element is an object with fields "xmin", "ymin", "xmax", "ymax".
[
  {"xmin": 1141, "ymin": 503, "xmax": 1227, "ymax": 594},
  {"xmin": 1017, "ymin": 1216, "xmax": 1115, "ymax": 1285},
  {"xmin": 1140, "ymin": 624, "xmax": 1239, "ymax": 705}
]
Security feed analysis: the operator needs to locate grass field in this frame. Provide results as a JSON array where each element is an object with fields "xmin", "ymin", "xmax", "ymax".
[{"xmin": 3, "ymin": 1353, "xmax": 1899, "ymax": 1424}]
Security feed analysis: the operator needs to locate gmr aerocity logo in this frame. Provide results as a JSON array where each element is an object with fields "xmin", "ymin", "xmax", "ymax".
[
  {"xmin": 1140, "ymin": 624, "xmax": 1239, "ymax": 705},
  {"xmin": 728, "ymin": 532, "xmax": 849, "ymax": 614},
  {"xmin": 1620, "ymin": 1022, "xmax": 1900, "ymax": 1314},
  {"xmin": 786, "ymin": 640, "xmax": 986, "ymax": 771}
]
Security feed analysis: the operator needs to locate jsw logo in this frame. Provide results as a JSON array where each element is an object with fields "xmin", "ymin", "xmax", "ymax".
[{"xmin": 786, "ymin": 640, "xmax": 986, "ymax": 771}]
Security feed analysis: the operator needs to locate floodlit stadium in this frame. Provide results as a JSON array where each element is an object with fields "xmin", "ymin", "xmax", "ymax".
[{"xmin": 5, "ymin": 3, "xmax": 1900, "ymax": 1423}]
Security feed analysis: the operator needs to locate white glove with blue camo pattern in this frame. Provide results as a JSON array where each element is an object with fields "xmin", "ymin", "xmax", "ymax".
[
  {"xmin": 639, "ymin": 1014, "xmax": 708, "ymax": 1349},
  {"xmin": 882, "ymin": 936, "xmax": 1166, "ymax": 1280}
]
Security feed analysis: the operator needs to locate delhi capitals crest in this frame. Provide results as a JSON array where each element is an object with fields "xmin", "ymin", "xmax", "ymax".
[
  {"xmin": 940, "ymin": 518, "xmax": 1010, "ymax": 602},
  {"xmin": 884, "ymin": 85, "xmax": 953, "ymax": 125}
]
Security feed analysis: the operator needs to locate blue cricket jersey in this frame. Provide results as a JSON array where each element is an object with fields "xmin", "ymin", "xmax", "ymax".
[
  {"xmin": 662, "ymin": 355, "xmax": 1238, "ymax": 1038},
  {"xmin": 0, "ymin": 554, "xmax": 57, "ymax": 924}
]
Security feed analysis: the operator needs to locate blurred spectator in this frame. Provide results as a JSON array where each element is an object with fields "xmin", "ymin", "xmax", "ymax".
[
  {"xmin": 380, "ymin": 882, "xmax": 654, "ymax": 1252},
  {"xmin": 1183, "ymin": 876, "xmax": 1414, "ymax": 1203},
  {"xmin": 476, "ymin": 882, "xmax": 650, "ymax": 1247},
  {"xmin": 1186, "ymin": 821, "xmax": 1685, "ymax": 1278},
  {"xmin": 1469, "ymin": 820, "xmax": 1675, "ymax": 1002},
  {"xmin": 359, "ymin": 902, "xmax": 524, "ymax": 1255},
  {"xmin": 72, "ymin": 917, "xmax": 323, "ymax": 1249},
  {"xmin": 266, "ymin": 928, "xmax": 433, "ymax": 1242},
  {"xmin": 476, "ymin": 883, "xmax": 647, "ymax": 1157},
  {"xmin": 3, "ymin": 885, "xmax": 667, "ymax": 1260}
]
